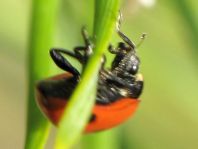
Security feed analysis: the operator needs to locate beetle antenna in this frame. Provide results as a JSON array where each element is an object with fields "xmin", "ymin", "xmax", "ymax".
[
  {"xmin": 136, "ymin": 33, "xmax": 147, "ymax": 48},
  {"xmin": 116, "ymin": 11, "xmax": 136, "ymax": 50}
]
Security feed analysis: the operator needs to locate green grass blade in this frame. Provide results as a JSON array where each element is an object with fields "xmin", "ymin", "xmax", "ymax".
[
  {"xmin": 54, "ymin": 0, "xmax": 120, "ymax": 148},
  {"xmin": 25, "ymin": 0, "xmax": 59, "ymax": 148}
]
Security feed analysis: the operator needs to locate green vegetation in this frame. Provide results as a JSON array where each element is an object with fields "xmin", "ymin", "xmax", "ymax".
[
  {"xmin": 0, "ymin": 0, "xmax": 198, "ymax": 149},
  {"xmin": 25, "ymin": 0, "xmax": 60, "ymax": 148},
  {"xmin": 54, "ymin": 0, "xmax": 120, "ymax": 148}
]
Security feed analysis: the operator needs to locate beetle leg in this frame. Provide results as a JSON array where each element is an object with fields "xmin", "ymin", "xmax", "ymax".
[
  {"xmin": 116, "ymin": 12, "xmax": 136, "ymax": 49},
  {"xmin": 74, "ymin": 46, "xmax": 88, "ymax": 64},
  {"xmin": 109, "ymin": 42, "xmax": 130, "ymax": 55},
  {"xmin": 50, "ymin": 48, "xmax": 80, "ymax": 78},
  {"xmin": 108, "ymin": 44, "xmax": 119, "ymax": 54},
  {"xmin": 101, "ymin": 55, "xmax": 107, "ymax": 70},
  {"xmin": 81, "ymin": 27, "xmax": 93, "ymax": 56},
  {"xmin": 50, "ymin": 48, "xmax": 84, "ymax": 63},
  {"xmin": 74, "ymin": 47, "xmax": 106, "ymax": 71},
  {"xmin": 117, "ymin": 30, "xmax": 136, "ymax": 50}
]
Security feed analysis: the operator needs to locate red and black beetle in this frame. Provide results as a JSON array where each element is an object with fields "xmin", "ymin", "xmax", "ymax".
[{"xmin": 36, "ymin": 18, "xmax": 144, "ymax": 133}]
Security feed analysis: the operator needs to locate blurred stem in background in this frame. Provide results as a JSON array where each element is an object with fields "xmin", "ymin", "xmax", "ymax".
[
  {"xmin": 25, "ymin": 0, "xmax": 59, "ymax": 148},
  {"xmin": 170, "ymin": 0, "xmax": 198, "ymax": 62}
]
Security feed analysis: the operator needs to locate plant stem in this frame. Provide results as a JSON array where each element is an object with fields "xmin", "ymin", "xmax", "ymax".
[
  {"xmin": 25, "ymin": 0, "xmax": 59, "ymax": 148},
  {"xmin": 54, "ymin": 0, "xmax": 120, "ymax": 148},
  {"xmin": 82, "ymin": 130, "xmax": 120, "ymax": 149}
]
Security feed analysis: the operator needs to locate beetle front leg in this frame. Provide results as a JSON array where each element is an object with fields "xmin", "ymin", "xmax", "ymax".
[
  {"xmin": 117, "ymin": 31, "xmax": 136, "ymax": 50},
  {"xmin": 50, "ymin": 48, "xmax": 80, "ymax": 78},
  {"xmin": 81, "ymin": 27, "xmax": 92, "ymax": 45},
  {"xmin": 81, "ymin": 27, "xmax": 93, "ymax": 56},
  {"xmin": 108, "ymin": 44, "xmax": 119, "ymax": 54},
  {"xmin": 108, "ymin": 42, "xmax": 130, "ymax": 55},
  {"xmin": 116, "ymin": 12, "xmax": 136, "ymax": 49}
]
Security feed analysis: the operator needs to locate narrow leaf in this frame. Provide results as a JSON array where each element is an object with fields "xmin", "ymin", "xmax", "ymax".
[
  {"xmin": 25, "ymin": 0, "xmax": 59, "ymax": 148},
  {"xmin": 54, "ymin": 0, "xmax": 120, "ymax": 148}
]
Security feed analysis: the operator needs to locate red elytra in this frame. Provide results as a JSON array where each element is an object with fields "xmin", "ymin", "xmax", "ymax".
[{"xmin": 36, "ymin": 73, "xmax": 140, "ymax": 133}]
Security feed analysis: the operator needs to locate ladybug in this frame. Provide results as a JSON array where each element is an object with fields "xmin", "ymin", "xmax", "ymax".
[{"xmin": 36, "ymin": 21, "xmax": 144, "ymax": 133}]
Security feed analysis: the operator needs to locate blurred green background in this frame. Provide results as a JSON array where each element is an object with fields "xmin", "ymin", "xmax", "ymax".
[{"xmin": 1, "ymin": 0, "xmax": 198, "ymax": 148}]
